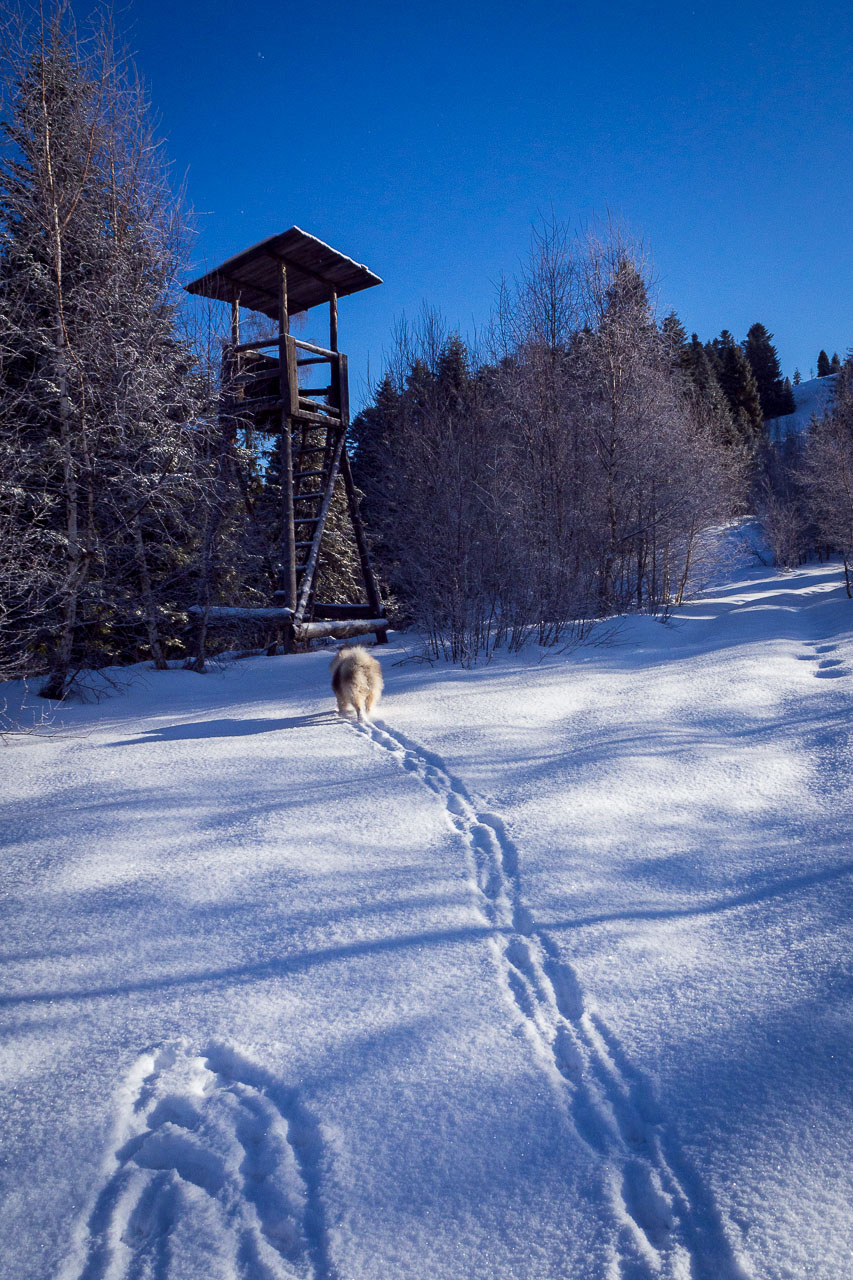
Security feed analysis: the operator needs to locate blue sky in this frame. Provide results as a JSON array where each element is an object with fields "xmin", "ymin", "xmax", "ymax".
[{"xmin": 118, "ymin": 0, "xmax": 851, "ymax": 405}]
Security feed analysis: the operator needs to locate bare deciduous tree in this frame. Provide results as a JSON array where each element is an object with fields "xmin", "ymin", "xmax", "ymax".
[
  {"xmin": 352, "ymin": 220, "xmax": 741, "ymax": 663},
  {"xmin": 801, "ymin": 357, "xmax": 853, "ymax": 595}
]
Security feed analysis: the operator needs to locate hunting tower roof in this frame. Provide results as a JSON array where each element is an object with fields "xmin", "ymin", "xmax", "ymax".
[{"xmin": 185, "ymin": 227, "xmax": 382, "ymax": 320}]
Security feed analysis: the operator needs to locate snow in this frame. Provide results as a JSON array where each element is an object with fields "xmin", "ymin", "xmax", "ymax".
[
  {"xmin": 766, "ymin": 374, "xmax": 838, "ymax": 441},
  {"xmin": 2, "ymin": 544, "xmax": 853, "ymax": 1279}
]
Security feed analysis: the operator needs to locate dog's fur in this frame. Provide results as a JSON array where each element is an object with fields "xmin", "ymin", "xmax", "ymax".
[{"xmin": 330, "ymin": 645, "xmax": 383, "ymax": 722}]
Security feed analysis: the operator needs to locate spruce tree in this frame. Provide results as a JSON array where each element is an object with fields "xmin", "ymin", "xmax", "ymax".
[
  {"xmin": 830, "ymin": 352, "xmax": 842, "ymax": 374},
  {"xmin": 712, "ymin": 331, "xmax": 765, "ymax": 448},
  {"xmin": 704, "ymin": 339, "xmax": 723, "ymax": 382},
  {"xmin": 349, "ymin": 372, "xmax": 402, "ymax": 529},
  {"xmin": 780, "ymin": 377, "xmax": 796, "ymax": 414},
  {"xmin": 0, "ymin": 9, "xmax": 207, "ymax": 693},
  {"xmin": 817, "ymin": 350, "xmax": 832, "ymax": 377},
  {"xmin": 683, "ymin": 334, "xmax": 736, "ymax": 442},
  {"xmin": 435, "ymin": 334, "xmax": 472, "ymax": 412},
  {"xmin": 602, "ymin": 258, "xmax": 658, "ymax": 340},
  {"xmin": 793, "ymin": 368, "xmax": 802, "ymax": 385},
  {"xmin": 661, "ymin": 312, "xmax": 690, "ymax": 374},
  {"xmin": 743, "ymin": 322, "xmax": 792, "ymax": 418}
]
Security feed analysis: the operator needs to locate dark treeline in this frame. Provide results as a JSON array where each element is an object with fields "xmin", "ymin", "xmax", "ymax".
[
  {"xmin": 350, "ymin": 240, "xmax": 853, "ymax": 658},
  {"xmin": 351, "ymin": 225, "xmax": 744, "ymax": 663}
]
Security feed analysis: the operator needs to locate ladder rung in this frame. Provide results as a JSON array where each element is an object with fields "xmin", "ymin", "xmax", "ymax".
[
  {"xmin": 298, "ymin": 399, "xmax": 340, "ymax": 414},
  {"xmin": 292, "ymin": 469, "xmax": 325, "ymax": 480},
  {"xmin": 244, "ymin": 396, "xmax": 287, "ymax": 411},
  {"xmin": 292, "ymin": 445, "xmax": 327, "ymax": 456},
  {"xmin": 294, "ymin": 490, "xmax": 324, "ymax": 501},
  {"xmin": 294, "ymin": 516, "xmax": 321, "ymax": 524},
  {"xmin": 232, "ymin": 336, "xmax": 281, "ymax": 353},
  {"xmin": 295, "ymin": 540, "xmax": 316, "ymax": 547}
]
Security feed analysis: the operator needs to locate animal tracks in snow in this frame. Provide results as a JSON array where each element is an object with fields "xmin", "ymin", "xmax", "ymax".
[
  {"xmin": 798, "ymin": 641, "xmax": 851, "ymax": 680},
  {"xmin": 354, "ymin": 717, "xmax": 753, "ymax": 1280},
  {"xmin": 61, "ymin": 1043, "xmax": 332, "ymax": 1280}
]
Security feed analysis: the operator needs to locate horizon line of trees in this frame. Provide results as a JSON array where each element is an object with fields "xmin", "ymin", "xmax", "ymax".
[
  {"xmin": 349, "ymin": 284, "xmax": 853, "ymax": 658},
  {"xmin": 350, "ymin": 228, "xmax": 750, "ymax": 663}
]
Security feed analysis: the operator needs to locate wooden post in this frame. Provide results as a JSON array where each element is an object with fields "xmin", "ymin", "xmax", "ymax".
[
  {"xmin": 339, "ymin": 444, "xmax": 386, "ymax": 639},
  {"xmin": 189, "ymin": 344, "xmax": 238, "ymax": 672},
  {"xmin": 337, "ymin": 352, "xmax": 350, "ymax": 427},
  {"xmin": 329, "ymin": 289, "xmax": 338, "ymax": 353},
  {"xmin": 293, "ymin": 430, "xmax": 346, "ymax": 626},
  {"xmin": 278, "ymin": 262, "xmax": 297, "ymax": 617}
]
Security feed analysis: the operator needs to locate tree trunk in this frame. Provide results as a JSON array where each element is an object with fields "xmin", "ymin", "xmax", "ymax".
[
  {"xmin": 133, "ymin": 517, "xmax": 167, "ymax": 668},
  {"xmin": 675, "ymin": 520, "xmax": 697, "ymax": 606},
  {"xmin": 41, "ymin": 319, "xmax": 81, "ymax": 700}
]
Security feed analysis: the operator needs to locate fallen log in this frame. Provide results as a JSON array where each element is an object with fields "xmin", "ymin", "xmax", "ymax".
[{"xmin": 293, "ymin": 618, "xmax": 388, "ymax": 642}]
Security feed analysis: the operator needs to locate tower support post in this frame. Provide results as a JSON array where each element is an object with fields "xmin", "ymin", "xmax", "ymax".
[{"xmin": 278, "ymin": 262, "xmax": 297, "ymax": 613}]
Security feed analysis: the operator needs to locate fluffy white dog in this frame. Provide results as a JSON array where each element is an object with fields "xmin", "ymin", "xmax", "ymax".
[{"xmin": 330, "ymin": 645, "xmax": 383, "ymax": 722}]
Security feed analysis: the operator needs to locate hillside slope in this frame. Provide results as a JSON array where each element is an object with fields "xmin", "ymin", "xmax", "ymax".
[
  {"xmin": 767, "ymin": 373, "xmax": 838, "ymax": 441},
  {"xmin": 2, "ymin": 547, "xmax": 852, "ymax": 1280}
]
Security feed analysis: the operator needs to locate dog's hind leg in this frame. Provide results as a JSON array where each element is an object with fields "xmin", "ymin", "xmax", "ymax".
[{"xmin": 332, "ymin": 667, "xmax": 349, "ymax": 715}]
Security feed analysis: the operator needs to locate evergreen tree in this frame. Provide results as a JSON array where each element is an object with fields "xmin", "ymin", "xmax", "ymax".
[
  {"xmin": 712, "ymin": 331, "xmax": 764, "ymax": 449},
  {"xmin": 780, "ymin": 377, "xmax": 796, "ymax": 414},
  {"xmin": 830, "ymin": 352, "xmax": 842, "ymax": 374},
  {"xmin": 682, "ymin": 334, "xmax": 736, "ymax": 442},
  {"xmin": 0, "ymin": 9, "xmax": 208, "ymax": 694},
  {"xmin": 349, "ymin": 372, "xmax": 402, "ymax": 530},
  {"xmin": 661, "ymin": 312, "xmax": 691, "ymax": 374},
  {"xmin": 435, "ymin": 334, "xmax": 472, "ymax": 409},
  {"xmin": 793, "ymin": 368, "xmax": 802, "ymax": 385},
  {"xmin": 817, "ymin": 350, "xmax": 832, "ymax": 377},
  {"xmin": 602, "ymin": 258, "xmax": 658, "ymax": 341},
  {"xmin": 743, "ymin": 322, "xmax": 792, "ymax": 418}
]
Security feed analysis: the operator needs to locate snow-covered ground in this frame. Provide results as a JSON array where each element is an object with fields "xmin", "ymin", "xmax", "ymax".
[
  {"xmin": 766, "ymin": 374, "xmax": 837, "ymax": 441},
  {"xmin": 2, "ymin": 548, "xmax": 853, "ymax": 1280}
]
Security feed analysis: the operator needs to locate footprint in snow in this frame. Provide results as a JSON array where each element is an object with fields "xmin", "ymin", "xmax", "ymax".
[
  {"xmin": 798, "ymin": 644, "xmax": 850, "ymax": 679},
  {"xmin": 61, "ymin": 1043, "xmax": 328, "ymax": 1280},
  {"xmin": 354, "ymin": 716, "xmax": 754, "ymax": 1280}
]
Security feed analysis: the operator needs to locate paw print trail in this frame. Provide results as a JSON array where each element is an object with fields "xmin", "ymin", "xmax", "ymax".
[
  {"xmin": 61, "ymin": 1044, "xmax": 333, "ymax": 1280},
  {"xmin": 806, "ymin": 640, "xmax": 851, "ymax": 679},
  {"xmin": 354, "ymin": 718, "xmax": 753, "ymax": 1280}
]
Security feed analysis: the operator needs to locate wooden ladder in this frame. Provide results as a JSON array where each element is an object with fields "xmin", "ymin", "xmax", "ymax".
[{"xmin": 236, "ymin": 332, "xmax": 387, "ymax": 644}]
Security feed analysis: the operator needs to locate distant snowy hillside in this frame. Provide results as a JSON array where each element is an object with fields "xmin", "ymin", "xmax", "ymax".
[{"xmin": 767, "ymin": 373, "xmax": 837, "ymax": 441}]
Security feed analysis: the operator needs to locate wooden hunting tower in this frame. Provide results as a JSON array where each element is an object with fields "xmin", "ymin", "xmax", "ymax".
[{"xmin": 186, "ymin": 227, "xmax": 387, "ymax": 648}]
